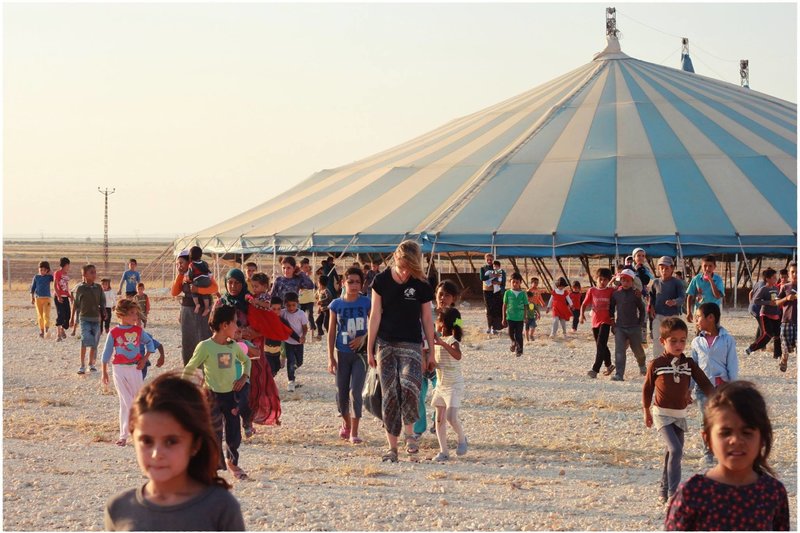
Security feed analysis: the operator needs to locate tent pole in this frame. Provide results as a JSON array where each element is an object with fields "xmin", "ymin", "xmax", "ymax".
[
  {"xmin": 524, "ymin": 257, "xmax": 529, "ymax": 287},
  {"xmin": 555, "ymin": 257, "xmax": 570, "ymax": 285},
  {"xmin": 446, "ymin": 252, "xmax": 465, "ymax": 289},
  {"xmin": 734, "ymin": 254, "xmax": 739, "ymax": 308},
  {"xmin": 272, "ymin": 236, "xmax": 278, "ymax": 281},
  {"xmin": 426, "ymin": 234, "xmax": 439, "ymax": 277},
  {"xmin": 466, "ymin": 252, "xmax": 477, "ymax": 273},
  {"xmin": 581, "ymin": 256, "xmax": 595, "ymax": 287},
  {"xmin": 735, "ymin": 233, "xmax": 754, "ymax": 291},
  {"xmin": 437, "ymin": 254, "xmax": 442, "ymax": 285}
]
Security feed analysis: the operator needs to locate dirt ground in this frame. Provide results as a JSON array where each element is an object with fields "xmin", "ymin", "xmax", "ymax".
[{"xmin": 2, "ymin": 290, "xmax": 796, "ymax": 531}]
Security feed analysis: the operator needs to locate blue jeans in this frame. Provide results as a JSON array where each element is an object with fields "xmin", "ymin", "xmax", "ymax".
[
  {"xmin": 80, "ymin": 319, "xmax": 101, "ymax": 348},
  {"xmin": 659, "ymin": 423, "xmax": 685, "ymax": 498},
  {"xmin": 695, "ymin": 389, "xmax": 713, "ymax": 461}
]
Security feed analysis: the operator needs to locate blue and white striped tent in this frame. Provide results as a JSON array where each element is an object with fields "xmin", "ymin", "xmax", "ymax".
[{"xmin": 179, "ymin": 36, "xmax": 796, "ymax": 258}]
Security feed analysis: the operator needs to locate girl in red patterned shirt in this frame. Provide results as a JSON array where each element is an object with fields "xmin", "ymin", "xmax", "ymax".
[{"xmin": 665, "ymin": 381, "xmax": 789, "ymax": 531}]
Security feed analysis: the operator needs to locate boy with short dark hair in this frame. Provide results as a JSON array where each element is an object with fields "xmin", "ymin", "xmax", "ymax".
[
  {"xmin": 610, "ymin": 269, "xmax": 647, "ymax": 381},
  {"xmin": 643, "ymin": 317, "xmax": 714, "ymax": 505},
  {"xmin": 502, "ymin": 272, "xmax": 528, "ymax": 357},
  {"xmin": 685, "ymin": 255, "xmax": 724, "ymax": 321},
  {"xmin": 134, "ymin": 282, "xmax": 151, "ymax": 328},
  {"xmin": 581, "ymin": 268, "xmax": 615, "ymax": 378},
  {"xmin": 746, "ymin": 268, "xmax": 783, "ymax": 360},
  {"xmin": 281, "ymin": 292, "xmax": 308, "ymax": 392},
  {"xmin": 244, "ymin": 262, "xmax": 258, "ymax": 293},
  {"xmin": 648, "ymin": 256, "xmax": 686, "ymax": 360},
  {"xmin": 71, "ymin": 264, "xmax": 106, "ymax": 374},
  {"xmin": 117, "ymin": 259, "xmax": 140, "ymax": 297}
]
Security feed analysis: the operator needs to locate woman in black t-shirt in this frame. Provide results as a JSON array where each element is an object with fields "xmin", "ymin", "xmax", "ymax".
[{"xmin": 367, "ymin": 240, "xmax": 435, "ymax": 462}]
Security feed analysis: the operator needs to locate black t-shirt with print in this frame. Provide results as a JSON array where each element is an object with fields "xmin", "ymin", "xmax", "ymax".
[{"xmin": 372, "ymin": 269, "xmax": 434, "ymax": 343}]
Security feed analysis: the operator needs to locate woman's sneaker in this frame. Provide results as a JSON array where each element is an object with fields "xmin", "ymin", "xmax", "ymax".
[
  {"xmin": 587, "ymin": 370, "xmax": 598, "ymax": 378},
  {"xmin": 456, "ymin": 437, "xmax": 468, "ymax": 456}
]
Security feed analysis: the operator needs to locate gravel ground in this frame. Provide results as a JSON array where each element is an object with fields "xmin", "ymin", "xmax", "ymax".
[{"xmin": 3, "ymin": 292, "xmax": 796, "ymax": 531}]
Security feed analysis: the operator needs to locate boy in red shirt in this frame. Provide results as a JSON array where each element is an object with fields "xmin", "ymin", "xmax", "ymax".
[{"xmin": 581, "ymin": 268, "xmax": 615, "ymax": 378}]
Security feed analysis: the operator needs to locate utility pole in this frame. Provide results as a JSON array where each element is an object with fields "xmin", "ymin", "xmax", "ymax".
[
  {"xmin": 98, "ymin": 187, "xmax": 116, "ymax": 273},
  {"xmin": 740, "ymin": 59, "xmax": 750, "ymax": 88}
]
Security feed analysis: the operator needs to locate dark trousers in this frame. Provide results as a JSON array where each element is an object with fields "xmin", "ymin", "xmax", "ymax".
[
  {"xmin": 266, "ymin": 353, "xmax": 281, "ymax": 377},
  {"xmin": 749, "ymin": 316, "xmax": 783, "ymax": 358},
  {"xmin": 591, "ymin": 324, "xmax": 612, "ymax": 373},
  {"xmin": 210, "ymin": 391, "xmax": 241, "ymax": 467},
  {"xmin": 284, "ymin": 343, "xmax": 304, "ymax": 381},
  {"xmin": 315, "ymin": 310, "xmax": 329, "ymax": 336},
  {"xmin": 483, "ymin": 291, "xmax": 494, "ymax": 329},
  {"xmin": 104, "ymin": 307, "xmax": 112, "ymax": 332},
  {"xmin": 571, "ymin": 309, "xmax": 580, "ymax": 331},
  {"xmin": 507, "ymin": 320, "xmax": 524, "ymax": 354},
  {"xmin": 301, "ymin": 303, "xmax": 315, "ymax": 333},
  {"xmin": 660, "ymin": 423, "xmax": 685, "ymax": 498},
  {"xmin": 54, "ymin": 297, "xmax": 71, "ymax": 329},
  {"xmin": 235, "ymin": 382, "xmax": 252, "ymax": 429},
  {"xmin": 484, "ymin": 291, "xmax": 503, "ymax": 330}
]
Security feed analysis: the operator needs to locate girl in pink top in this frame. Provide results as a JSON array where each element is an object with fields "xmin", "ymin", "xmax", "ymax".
[{"xmin": 581, "ymin": 268, "xmax": 616, "ymax": 378}]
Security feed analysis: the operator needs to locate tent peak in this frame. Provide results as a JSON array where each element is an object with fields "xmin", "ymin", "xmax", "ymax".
[{"xmin": 593, "ymin": 35, "xmax": 630, "ymax": 61}]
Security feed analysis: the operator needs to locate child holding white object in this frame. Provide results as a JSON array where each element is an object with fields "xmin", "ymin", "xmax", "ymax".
[
  {"xmin": 430, "ymin": 307, "xmax": 467, "ymax": 462},
  {"xmin": 101, "ymin": 299, "xmax": 155, "ymax": 446},
  {"xmin": 547, "ymin": 277, "xmax": 573, "ymax": 338}
]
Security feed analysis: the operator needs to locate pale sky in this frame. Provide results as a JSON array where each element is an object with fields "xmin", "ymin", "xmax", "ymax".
[{"xmin": 3, "ymin": 2, "xmax": 797, "ymax": 238}]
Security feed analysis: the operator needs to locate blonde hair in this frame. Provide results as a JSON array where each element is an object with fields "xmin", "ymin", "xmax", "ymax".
[
  {"xmin": 115, "ymin": 298, "xmax": 140, "ymax": 319},
  {"xmin": 394, "ymin": 240, "xmax": 426, "ymax": 281}
]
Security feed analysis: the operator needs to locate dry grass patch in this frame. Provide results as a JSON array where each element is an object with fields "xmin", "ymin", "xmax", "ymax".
[
  {"xmin": 4, "ymin": 414, "xmax": 117, "ymax": 441},
  {"xmin": 468, "ymin": 395, "xmax": 537, "ymax": 408}
]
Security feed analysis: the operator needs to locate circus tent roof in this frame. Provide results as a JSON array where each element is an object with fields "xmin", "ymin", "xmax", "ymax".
[{"xmin": 177, "ymin": 35, "xmax": 796, "ymax": 258}]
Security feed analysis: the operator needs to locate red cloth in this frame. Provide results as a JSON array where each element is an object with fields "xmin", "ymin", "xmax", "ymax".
[
  {"xmin": 248, "ymin": 338, "xmax": 282, "ymax": 426},
  {"xmin": 550, "ymin": 290, "xmax": 572, "ymax": 321},
  {"xmin": 245, "ymin": 305, "xmax": 290, "ymax": 426},
  {"xmin": 247, "ymin": 305, "xmax": 294, "ymax": 340}
]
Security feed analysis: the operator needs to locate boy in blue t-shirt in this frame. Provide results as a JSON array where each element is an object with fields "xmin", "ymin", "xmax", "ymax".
[
  {"xmin": 117, "ymin": 258, "xmax": 141, "ymax": 297},
  {"xmin": 685, "ymin": 255, "xmax": 725, "ymax": 322}
]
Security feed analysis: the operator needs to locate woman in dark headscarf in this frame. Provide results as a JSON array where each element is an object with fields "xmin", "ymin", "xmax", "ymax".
[
  {"xmin": 171, "ymin": 251, "xmax": 216, "ymax": 365},
  {"xmin": 218, "ymin": 268, "xmax": 282, "ymax": 429}
]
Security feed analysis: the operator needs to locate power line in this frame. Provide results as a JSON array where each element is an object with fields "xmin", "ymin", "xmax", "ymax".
[
  {"xmin": 658, "ymin": 46, "xmax": 682, "ymax": 67},
  {"xmin": 619, "ymin": 12, "xmax": 741, "ymax": 64},
  {"xmin": 690, "ymin": 52, "xmax": 734, "ymax": 84}
]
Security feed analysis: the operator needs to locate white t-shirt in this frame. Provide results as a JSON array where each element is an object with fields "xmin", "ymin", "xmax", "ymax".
[{"xmin": 280, "ymin": 308, "xmax": 309, "ymax": 345}]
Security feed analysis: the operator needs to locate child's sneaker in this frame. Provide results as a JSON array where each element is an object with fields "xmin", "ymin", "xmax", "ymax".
[
  {"xmin": 244, "ymin": 426, "xmax": 256, "ymax": 439},
  {"xmin": 639, "ymin": 364, "xmax": 647, "ymax": 376},
  {"xmin": 77, "ymin": 366, "xmax": 86, "ymax": 375},
  {"xmin": 89, "ymin": 365, "xmax": 97, "ymax": 372},
  {"xmin": 602, "ymin": 364, "xmax": 615, "ymax": 376},
  {"xmin": 610, "ymin": 375, "xmax": 624, "ymax": 382},
  {"xmin": 432, "ymin": 452, "xmax": 449, "ymax": 462},
  {"xmin": 745, "ymin": 347, "xmax": 752, "ymax": 355},
  {"xmin": 288, "ymin": 380, "xmax": 296, "ymax": 392},
  {"xmin": 587, "ymin": 370, "xmax": 598, "ymax": 378},
  {"xmin": 39, "ymin": 332, "xmax": 44, "ymax": 338}
]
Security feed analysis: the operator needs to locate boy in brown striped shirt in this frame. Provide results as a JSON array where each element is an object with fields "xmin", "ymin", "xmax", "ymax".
[{"xmin": 643, "ymin": 317, "xmax": 714, "ymax": 505}]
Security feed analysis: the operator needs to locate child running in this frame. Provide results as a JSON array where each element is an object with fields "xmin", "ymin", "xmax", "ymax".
[
  {"xmin": 664, "ymin": 381, "xmax": 789, "ymax": 531},
  {"xmin": 104, "ymin": 373, "xmax": 245, "ymax": 531},
  {"xmin": 281, "ymin": 292, "xmax": 308, "ymax": 392},
  {"xmin": 30, "ymin": 261, "xmax": 54, "ymax": 338},
  {"xmin": 643, "ymin": 317, "xmax": 714, "ymax": 505},
  {"xmin": 182, "ymin": 305, "xmax": 251, "ymax": 480},
  {"xmin": 547, "ymin": 277, "xmax": 573, "ymax": 338},
  {"xmin": 746, "ymin": 268, "xmax": 783, "ymax": 362},
  {"xmin": 502, "ymin": 272, "xmax": 528, "ymax": 356},
  {"xmin": 431, "ymin": 307, "xmax": 468, "ymax": 462},
  {"xmin": 101, "ymin": 299, "xmax": 155, "ymax": 446},
  {"xmin": 327, "ymin": 266, "xmax": 371, "ymax": 444},
  {"xmin": 777, "ymin": 261, "xmax": 797, "ymax": 372},
  {"xmin": 690, "ymin": 302, "xmax": 737, "ymax": 467},
  {"xmin": 581, "ymin": 268, "xmax": 615, "ymax": 378}
]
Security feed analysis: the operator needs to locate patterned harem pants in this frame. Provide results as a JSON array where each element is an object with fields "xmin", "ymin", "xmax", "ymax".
[{"xmin": 376, "ymin": 338, "xmax": 422, "ymax": 437}]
